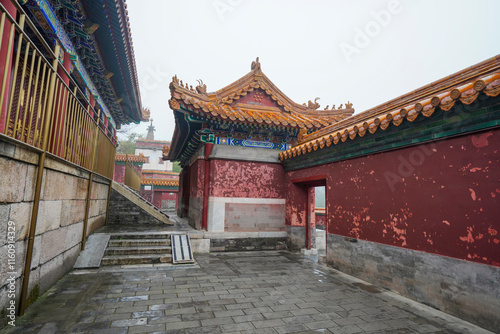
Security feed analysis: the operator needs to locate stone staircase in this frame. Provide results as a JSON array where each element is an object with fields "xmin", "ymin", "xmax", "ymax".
[
  {"xmin": 108, "ymin": 181, "xmax": 173, "ymax": 226},
  {"xmin": 101, "ymin": 234, "xmax": 172, "ymax": 266}
]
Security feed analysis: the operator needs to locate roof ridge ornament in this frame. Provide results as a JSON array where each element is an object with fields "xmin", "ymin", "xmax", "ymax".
[
  {"xmin": 251, "ymin": 57, "xmax": 261, "ymax": 71},
  {"xmin": 196, "ymin": 80, "xmax": 208, "ymax": 95},
  {"xmin": 304, "ymin": 97, "xmax": 321, "ymax": 110}
]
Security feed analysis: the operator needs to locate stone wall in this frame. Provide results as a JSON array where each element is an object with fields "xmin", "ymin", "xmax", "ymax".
[
  {"xmin": 326, "ymin": 233, "xmax": 500, "ymax": 331},
  {"xmin": 0, "ymin": 136, "xmax": 110, "ymax": 326},
  {"xmin": 224, "ymin": 203, "xmax": 285, "ymax": 232}
]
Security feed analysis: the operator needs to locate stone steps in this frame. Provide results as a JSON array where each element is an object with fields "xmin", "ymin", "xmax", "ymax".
[
  {"xmin": 105, "ymin": 246, "xmax": 172, "ymax": 256},
  {"xmin": 108, "ymin": 239, "xmax": 171, "ymax": 247},
  {"xmin": 101, "ymin": 234, "xmax": 173, "ymax": 266},
  {"xmin": 101, "ymin": 254, "xmax": 172, "ymax": 266},
  {"xmin": 110, "ymin": 234, "xmax": 172, "ymax": 240}
]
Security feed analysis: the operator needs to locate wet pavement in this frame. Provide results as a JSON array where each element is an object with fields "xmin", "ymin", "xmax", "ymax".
[{"xmin": 2, "ymin": 251, "xmax": 492, "ymax": 334}]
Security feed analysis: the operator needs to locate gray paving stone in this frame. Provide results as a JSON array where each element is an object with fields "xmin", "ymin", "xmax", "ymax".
[
  {"xmin": 185, "ymin": 325, "xmax": 222, "ymax": 334},
  {"xmin": 200, "ymin": 316, "xmax": 235, "ymax": 326},
  {"xmin": 243, "ymin": 306, "xmax": 273, "ymax": 315},
  {"xmin": 281, "ymin": 315, "xmax": 314, "ymax": 325},
  {"xmin": 275, "ymin": 323, "xmax": 310, "ymax": 334},
  {"xmin": 132, "ymin": 310, "xmax": 164, "ymax": 318},
  {"xmin": 305, "ymin": 319, "xmax": 338, "ymax": 330},
  {"xmin": 165, "ymin": 320, "xmax": 200, "ymax": 330},
  {"xmin": 240, "ymin": 328, "xmax": 278, "ymax": 334},
  {"xmin": 252, "ymin": 319, "xmax": 286, "ymax": 329},
  {"xmin": 128, "ymin": 324, "xmax": 166, "ymax": 333},
  {"xmin": 86, "ymin": 328, "xmax": 128, "ymax": 334},
  {"xmin": 6, "ymin": 250, "xmax": 493, "ymax": 334},
  {"xmin": 290, "ymin": 308, "xmax": 320, "ymax": 316},
  {"xmin": 95, "ymin": 313, "xmax": 133, "ymax": 322},
  {"xmin": 221, "ymin": 321, "xmax": 256, "ymax": 332},
  {"xmin": 165, "ymin": 307, "xmax": 197, "ymax": 316},
  {"xmin": 333, "ymin": 316, "xmax": 367, "ymax": 327},
  {"xmin": 181, "ymin": 312, "xmax": 215, "ymax": 321},
  {"xmin": 213, "ymin": 309, "xmax": 245, "ymax": 318},
  {"xmin": 233, "ymin": 313, "xmax": 266, "ymax": 323},
  {"xmin": 328, "ymin": 325, "xmax": 364, "ymax": 334},
  {"xmin": 111, "ymin": 317, "xmax": 147, "ymax": 327},
  {"xmin": 263, "ymin": 311, "xmax": 294, "ymax": 319}
]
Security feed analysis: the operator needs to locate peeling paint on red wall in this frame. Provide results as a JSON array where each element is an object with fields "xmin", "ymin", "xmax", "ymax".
[
  {"xmin": 189, "ymin": 159, "xmax": 205, "ymax": 198},
  {"xmin": 113, "ymin": 164, "xmax": 125, "ymax": 183},
  {"xmin": 210, "ymin": 159, "xmax": 285, "ymax": 198},
  {"xmin": 286, "ymin": 129, "xmax": 500, "ymax": 267}
]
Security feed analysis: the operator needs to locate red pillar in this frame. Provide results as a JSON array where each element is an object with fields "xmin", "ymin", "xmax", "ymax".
[
  {"xmin": 306, "ymin": 187, "xmax": 316, "ymax": 249},
  {"xmin": 201, "ymin": 143, "xmax": 214, "ymax": 230},
  {"xmin": 0, "ymin": 0, "xmax": 17, "ymax": 134},
  {"xmin": 182, "ymin": 166, "xmax": 191, "ymax": 217}
]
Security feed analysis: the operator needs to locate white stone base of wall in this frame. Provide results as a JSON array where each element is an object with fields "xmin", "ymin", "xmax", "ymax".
[{"xmin": 207, "ymin": 197, "xmax": 285, "ymax": 232}]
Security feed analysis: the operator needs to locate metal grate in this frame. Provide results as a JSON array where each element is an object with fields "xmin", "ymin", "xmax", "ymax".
[{"xmin": 171, "ymin": 234, "xmax": 194, "ymax": 264}]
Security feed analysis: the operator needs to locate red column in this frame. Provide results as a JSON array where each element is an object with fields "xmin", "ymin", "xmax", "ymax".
[
  {"xmin": 182, "ymin": 166, "xmax": 191, "ymax": 217},
  {"xmin": 0, "ymin": 0, "xmax": 17, "ymax": 133},
  {"xmin": 201, "ymin": 143, "xmax": 214, "ymax": 230},
  {"xmin": 306, "ymin": 187, "xmax": 316, "ymax": 249}
]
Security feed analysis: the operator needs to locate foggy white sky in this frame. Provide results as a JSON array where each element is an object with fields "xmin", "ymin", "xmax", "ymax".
[{"xmin": 123, "ymin": 0, "xmax": 500, "ymax": 142}]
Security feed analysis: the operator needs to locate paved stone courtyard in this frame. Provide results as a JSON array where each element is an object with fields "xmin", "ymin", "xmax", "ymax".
[{"xmin": 3, "ymin": 251, "xmax": 491, "ymax": 334}]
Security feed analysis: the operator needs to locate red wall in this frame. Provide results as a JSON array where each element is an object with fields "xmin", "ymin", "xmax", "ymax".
[
  {"xmin": 190, "ymin": 159, "xmax": 204, "ymax": 198},
  {"xmin": 315, "ymin": 212, "xmax": 326, "ymax": 228},
  {"xmin": 210, "ymin": 159, "xmax": 285, "ymax": 198},
  {"xmin": 113, "ymin": 164, "xmax": 125, "ymax": 183},
  {"xmin": 286, "ymin": 129, "xmax": 500, "ymax": 267}
]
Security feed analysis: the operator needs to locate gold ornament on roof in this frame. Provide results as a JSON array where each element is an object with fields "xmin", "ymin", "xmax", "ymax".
[
  {"xmin": 297, "ymin": 128, "xmax": 308, "ymax": 142},
  {"xmin": 196, "ymin": 79, "xmax": 207, "ymax": 95},
  {"xmin": 251, "ymin": 57, "xmax": 261, "ymax": 71},
  {"xmin": 346, "ymin": 101, "xmax": 353, "ymax": 109},
  {"xmin": 141, "ymin": 107, "xmax": 151, "ymax": 120},
  {"xmin": 162, "ymin": 145, "xmax": 170, "ymax": 156},
  {"xmin": 305, "ymin": 97, "xmax": 320, "ymax": 110}
]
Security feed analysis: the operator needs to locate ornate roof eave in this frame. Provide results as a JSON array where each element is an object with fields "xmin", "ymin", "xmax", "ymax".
[
  {"xmin": 83, "ymin": 0, "xmax": 142, "ymax": 124},
  {"xmin": 141, "ymin": 178, "xmax": 179, "ymax": 187},
  {"xmin": 168, "ymin": 93, "xmax": 351, "ymax": 132},
  {"xmin": 115, "ymin": 153, "xmax": 147, "ymax": 163},
  {"xmin": 279, "ymin": 63, "xmax": 500, "ymax": 161},
  {"xmin": 299, "ymin": 55, "xmax": 500, "ymax": 144}
]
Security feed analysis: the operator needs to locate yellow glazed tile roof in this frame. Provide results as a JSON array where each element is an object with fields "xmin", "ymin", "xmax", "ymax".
[
  {"xmin": 279, "ymin": 56, "xmax": 500, "ymax": 161},
  {"xmin": 168, "ymin": 58, "xmax": 354, "ymax": 130}
]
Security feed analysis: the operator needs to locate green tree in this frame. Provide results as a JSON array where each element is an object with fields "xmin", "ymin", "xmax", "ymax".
[
  {"xmin": 116, "ymin": 133, "xmax": 143, "ymax": 154},
  {"xmin": 172, "ymin": 161, "xmax": 182, "ymax": 173}
]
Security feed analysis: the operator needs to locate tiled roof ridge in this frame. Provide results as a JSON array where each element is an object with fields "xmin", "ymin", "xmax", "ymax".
[
  {"xmin": 168, "ymin": 61, "xmax": 355, "ymax": 122},
  {"xmin": 142, "ymin": 170, "xmax": 180, "ymax": 175},
  {"xmin": 115, "ymin": 153, "xmax": 147, "ymax": 162},
  {"xmin": 279, "ymin": 66, "xmax": 500, "ymax": 161},
  {"xmin": 302, "ymin": 55, "xmax": 500, "ymax": 142},
  {"xmin": 141, "ymin": 178, "xmax": 179, "ymax": 187}
]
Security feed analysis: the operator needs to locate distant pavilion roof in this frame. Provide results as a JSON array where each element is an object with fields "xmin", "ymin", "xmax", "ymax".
[
  {"xmin": 141, "ymin": 178, "xmax": 179, "ymax": 187},
  {"xmin": 115, "ymin": 153, "xmax": 147, "ymax": 163}
]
